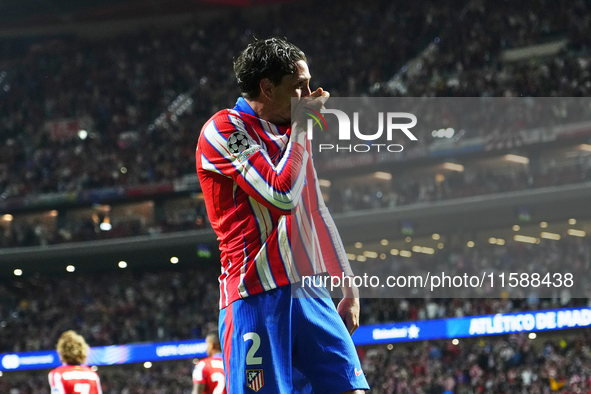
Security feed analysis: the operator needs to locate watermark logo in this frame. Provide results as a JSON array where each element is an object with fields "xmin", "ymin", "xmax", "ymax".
[
  {"xmin": 305, "ymin": 108, "xmax": 418, "ymax": 153},
  {"xmin": 303, "ymin": 107, "xmax": 328, "ymax": 132}
]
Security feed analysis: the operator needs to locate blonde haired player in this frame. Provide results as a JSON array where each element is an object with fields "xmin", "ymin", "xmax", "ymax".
[{"xmin": 48, "ymin": 331, "xmax": 103, "ymax": 394}]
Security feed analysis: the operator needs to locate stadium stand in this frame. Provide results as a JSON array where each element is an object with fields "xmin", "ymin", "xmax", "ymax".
[
  {"xmin": 0, "ymin": 230, "xmax": 589, "ymax": 353},
  {"xmin": 1, "ymin": 0, "xmax": 591, "ymax": 393},
  {"xmin": 0, "ymin": 0, "xmax": 589, "ymax": 201},
  {"xmin": 3, "ymin": 332, "xmax": 591, "ymax": 393}
]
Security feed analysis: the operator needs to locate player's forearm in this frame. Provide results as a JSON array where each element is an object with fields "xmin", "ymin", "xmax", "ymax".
[
  {"xmin": 341, "ymin": 278, "xmax": 360, "ymax": 299},
  {"xmin": 240, "ymin": 142, "xmax": 308, "ymax": 215}
]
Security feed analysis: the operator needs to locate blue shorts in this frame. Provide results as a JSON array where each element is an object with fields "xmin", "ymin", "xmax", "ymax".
[{"xmin": 219, "ymin": 285, "xmax": 369, "ymax": 394}]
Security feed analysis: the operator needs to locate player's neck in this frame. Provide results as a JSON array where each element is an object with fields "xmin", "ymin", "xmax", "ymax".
[{"xmin": 245, "ymin": 98, "xmax": 280, "ymax": 125}]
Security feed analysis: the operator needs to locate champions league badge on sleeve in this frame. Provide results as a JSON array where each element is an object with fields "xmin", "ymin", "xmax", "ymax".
[
  {"xmin": 227, "ymin": 131, "xmax": 261, "ymax": 161},
  {"xmin": 227, "ymin": 131, "xmax": 252, "ymax": 154},
  {"xmin": 246, "ymin": 369, "xmax": 264, "ymax": 392}
]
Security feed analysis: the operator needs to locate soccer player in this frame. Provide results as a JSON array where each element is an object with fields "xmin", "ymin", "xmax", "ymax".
[
  {"xmin": 48, "ymin": 330, "xmax": 103, "ymax": 394},
  {"xmin": 196, "ymin": 37, "xmax": 368, "ymax": 394},
  {"xmin": 192, "ymin": 332, "xmax": 227, "ymax": 394}
]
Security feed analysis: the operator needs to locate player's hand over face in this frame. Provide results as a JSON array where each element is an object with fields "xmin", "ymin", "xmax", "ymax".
[
  {"xmin": 292, "ymin": 88, "xmax": 330, "ymax": 130},
  {"xmin": 337, "ymin": 296, "xmax": 360, "ymax": 336}
]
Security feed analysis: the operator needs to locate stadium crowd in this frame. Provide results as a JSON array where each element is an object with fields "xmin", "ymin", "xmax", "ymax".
[
  {"xmin": 2, "ymin": 156, "xmax": 590, "ymax": 247},
  {"xmin": 0, "ymin": 204, "xmax": 208, "ymax": 248},
  {"xmin": 0, "ymin": 269, "xmax": 220, "ymax": 353},
  {"xmin": 0, "ymin": 0, "xmax": 589, "ymax": 201},
  {"xmin": 1, "ymin": 0, "xmax": 590, "ymax": 392},
  {"xmin": 0, "ymin": 233, "xmax": 590, "ymax": 353},
  {"xmin": 363, "ymin": 331, "xmax": 591, "ymax": 394},
  {"xmin": 331, "ymin": 160, "xmax": 591, "ymax": 213},
  {"xmin": 3, "ymin": 332, "xmax": 591, "ymax": 394}
]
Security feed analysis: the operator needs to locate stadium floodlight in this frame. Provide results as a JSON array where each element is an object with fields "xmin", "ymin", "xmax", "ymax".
[
  {"xmin": 528, "ymin": 333, "xmax": 537, "ymax": 340},
  {"xmin": 411, "ymin": 246, "xmax": 422, "ymax": 252},
  {"xmin": 346, "ymin": 253, "xmax": 356, "ymax": 260},
  {"xmin": 452, "ymin": 339, "xmax": 459, "ymax": 345},
  {"xmin": 514, "ymin": 235, "xmax": 538, "ymax": 244},
  {"xmin": 567, "ymin": 229, "xmax": 586, "ymax": 237},
  {"xmin": 512, "ymin": 225, "xmax": 520, "ymax": 231},
  {"xmin": 78, "ymin": 130, "xmax": 88, "ymax": 140},
  {"xmin": 399, "ymin": 250, "xmax": 412, "ymax": 257},
  {"xmin": 14, "ymin": 269, "xmax": 22, "ymax": 276},
  {"xmin": 488, "ymin": 238, "xmax": 497, "ymax": 244},
  {"xmin": 442, "ymin": 162, "xmax": 464, "ymax": 172},
  {"xmin": 467, "ymin": 241, "xmax": 475, "ymax": 247},
  {"xmin": 363, "ymin": 251, "xmax": 378, "ymax": 259},
  {"xmin": 496, "ymin": 239, "xmax": 506, "ymax": 245},
  {"xmin": 390, "ymin": 249, "xmax": 399, "ymax": 255},
  {"xmin": 541, "ymin": 232, "xmax": 560, "ymax": 240},
  {"xmin": 144, "ymin": 362, "xmax": 152, "ymax": 369},
  {"xmin": 569, "ymin": 218, "xmax": 577, "ymax": 225},
  {"xmin": 421, "ymin": 247, "xmax": 435, "ymax": 255},
  {"xmin": 170, "ymin": 257, "xmax": 179, "ymax": 264},
  {"xmin": 432, "ymin": 233, "xmax": 440, "ymax": 240},
  {"xmin": 504, "ymin": 154, "xmax": 529, "ymax": 164},
  {"xmin": 540, "ymin": 222, "xmax": 548, "ymax": 228},
  {"xmin": 355, "ymin": 242, "xmax": 362, "ymax": 248},
  {"xmin": 118, "ymin": 261, "xmax": 127, "ymax": 268},
  {"xmin": 66, "ymin": 265, "xmax": 75, "ymax": 272},
  {"xmin": 373, "ymin": 171, "xmax": 392, "ymax": 180},
  {"xmin": 380, "ymin": 239, "xmax": 389, "ymax": 246},
  {"xmin": 356, "ymin": 255, "xmax": 367, "ymax": 262}
]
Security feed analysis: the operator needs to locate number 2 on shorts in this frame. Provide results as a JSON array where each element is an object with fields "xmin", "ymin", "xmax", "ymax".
[{"xmin": 243, "ymin": 332, "xmax": 262, "ymax": 365}]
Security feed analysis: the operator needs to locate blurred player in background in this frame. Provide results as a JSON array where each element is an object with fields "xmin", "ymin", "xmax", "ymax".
[
  {"xmin": 196, "ymin": 37, "xmax": 368, "ymax": 393},
  {"xmin": 192, "ymin": 331, "xmax": 226, "ymax": 394},
  {"xmin": 48, "ymin": 330, "xmax": 103, "ymax": 394}
]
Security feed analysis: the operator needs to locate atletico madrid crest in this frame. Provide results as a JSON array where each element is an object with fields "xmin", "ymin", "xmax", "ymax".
[{"xmin": 246, "ymin": 369, "xmax": 264, "ymax": 392}]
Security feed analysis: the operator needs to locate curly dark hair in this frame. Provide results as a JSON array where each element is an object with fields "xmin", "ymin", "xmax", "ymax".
[{"xmin": 233, "ymin": 37, "xmax": 307, "ymax": 99}]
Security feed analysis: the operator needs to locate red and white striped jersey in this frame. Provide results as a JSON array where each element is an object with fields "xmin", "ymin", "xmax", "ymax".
[
  {"xmin": 192, "ymin": 354, "xmax": 226, "ymax": 394},
  {"xmin": 48, "ymin": 365, "xmax": 103, "ymax": 394},
  {"xmin": 196, "ymin": 97, "xmax": 353, "ymax": 308}
]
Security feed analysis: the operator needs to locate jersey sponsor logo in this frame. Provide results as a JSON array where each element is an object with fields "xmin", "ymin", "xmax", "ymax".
[
  {"xmin": 355, "ymin": 368, "xmax": 363, "ymax": 377},
  {"xmin": 227, "ymin": 131, "xmax": 252, "ymax": 154},
  {"xmin": 62, "ymin": 371, "xmax": 98, "ymax": 381},
  {"xmin": 246, "ymin": 369, "xmax": 264, "ymax": 392},
  {"xmin": 236, "ymin": 146, "xmax": 261, "ymax": 162}
]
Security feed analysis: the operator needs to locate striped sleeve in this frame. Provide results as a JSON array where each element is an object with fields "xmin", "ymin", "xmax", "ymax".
[
  {"xmin": 193, "ymin": 360, "xmax": 207, "ymax": 384},
  {"xmin": 48, "ymin": 371, "xmax": 66, "ymax": 394},
  {"xmin": 199, "ymin": 112, "xmax": 308, "ymax": 215},
  {"xmin": 307, "ymin": 140, "xmax": 354, "ymax": 277}
]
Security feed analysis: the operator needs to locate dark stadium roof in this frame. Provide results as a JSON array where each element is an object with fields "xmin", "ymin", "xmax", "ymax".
[{"xmin": 0, "ymin": 0, "xmax": 295, "ymax": 27}]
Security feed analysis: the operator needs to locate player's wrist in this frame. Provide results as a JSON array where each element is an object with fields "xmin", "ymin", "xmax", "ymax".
[{"xmin": 341, "ymin": 281, "xmax": 360, "ymax": 299}]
